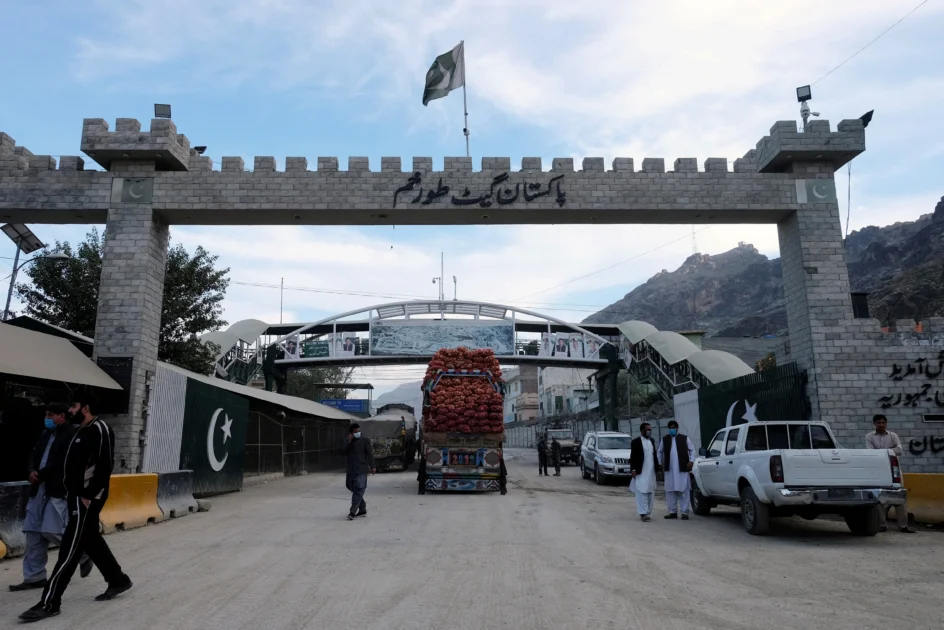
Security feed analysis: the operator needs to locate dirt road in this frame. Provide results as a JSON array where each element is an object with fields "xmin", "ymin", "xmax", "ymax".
[{"xmin": 2, "ymin": 449, "xmax": 940, "ymax": 629}]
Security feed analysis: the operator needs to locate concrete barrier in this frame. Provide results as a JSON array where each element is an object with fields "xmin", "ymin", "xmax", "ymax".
[
  {"xmin": 156, "ymin": 470, "xmax": 198, "ymax": 519},
  {"xmin": 99, "ymin": 473, "xmax": 164, "ymax": 534},
  {"xmin": 0, "ymin": 481, "xmax": 31, "ymax": 558},
  {"xmin": 902, "ymin": 473, "xmax": 944, "ymax": 525}
]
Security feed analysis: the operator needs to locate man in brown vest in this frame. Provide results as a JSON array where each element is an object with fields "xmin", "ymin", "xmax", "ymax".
[{"xmin": 657, "ymin": 420, "xmax": 695, "ymax": 520}]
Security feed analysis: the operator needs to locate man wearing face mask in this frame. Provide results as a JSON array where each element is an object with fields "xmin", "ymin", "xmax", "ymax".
[
  {"xmin": 629, "ymin": 422, "xmax": 659, "ymax": 522},
  {"xmin": 9, "ymin": 404, "xmax": 92, "ymax": 593},
  {"xmin": 20, "ymin": 395, "xmax": 133, "ymax": 623},
  {"xmin": 658, "ymin": 420, "xmax": 696, "ymax": 520},
  {"xmin": 341, "ymin": 423, "xmax": 376, "ymax": 521}
]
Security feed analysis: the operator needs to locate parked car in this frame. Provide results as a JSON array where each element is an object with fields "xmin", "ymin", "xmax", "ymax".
[
  {"xmin": 579, "ymin": 431, "xmax": 633, "ymax": 485},
  {"xmin": 691, "ymin": 420, "xmax": 907, "ymax": 536}
]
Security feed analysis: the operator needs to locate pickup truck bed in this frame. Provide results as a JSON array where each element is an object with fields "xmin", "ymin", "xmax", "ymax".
[{"xmin": 692, "ymin": 421, "xmax": 906, "ymax": 536}]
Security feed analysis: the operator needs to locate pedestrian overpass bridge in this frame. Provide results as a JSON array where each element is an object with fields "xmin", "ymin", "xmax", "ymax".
[{"xmin": 202, "ymin": 300, "xmax": 758, "ymax": 402}]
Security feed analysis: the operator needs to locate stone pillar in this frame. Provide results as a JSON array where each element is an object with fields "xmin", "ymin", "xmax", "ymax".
[
  {"xmin": 80, "ymin": 118, "xmax": 190, "ymax": 472},
  {"xmin": 777, "ymin": 182, "xmax": 852, "ymax": 422},
  {"xmin": 93, "ymin": 163, "xmax": 169, "ymax": 472}
]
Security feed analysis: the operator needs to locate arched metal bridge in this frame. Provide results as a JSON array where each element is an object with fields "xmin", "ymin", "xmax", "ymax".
[
  {"xmin": 202, "ymin": 300, "xmax": 759, "ymax": 403},
  {"xmin": 269, "ymin": 300, "xmax": 613, "ymax": 368}
]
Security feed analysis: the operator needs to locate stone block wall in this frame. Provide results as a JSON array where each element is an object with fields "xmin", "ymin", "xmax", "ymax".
[{"xmin": 93, "ymin": 162, "xmax": 169, "ymax": 470}]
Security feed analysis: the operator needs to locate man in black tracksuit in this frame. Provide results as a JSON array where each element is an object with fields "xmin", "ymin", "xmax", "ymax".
[
  {"xmin": 20, "ymin": 397, "xmax": 133, "ymax": 623},
  {"xmin": 341, "ymin": 423, "xmax": 375, "ymax": 521}
]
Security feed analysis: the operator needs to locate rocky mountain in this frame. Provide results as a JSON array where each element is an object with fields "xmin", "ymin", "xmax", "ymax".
[{"xmin": 583, "ymin": 196, "xmax": 944, "ymax": 336}]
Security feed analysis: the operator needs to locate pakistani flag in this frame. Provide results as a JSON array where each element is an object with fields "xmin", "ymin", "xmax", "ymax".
[{"xmin": 423, "ymin": 42, "xmax": 465, "ymax": 106}]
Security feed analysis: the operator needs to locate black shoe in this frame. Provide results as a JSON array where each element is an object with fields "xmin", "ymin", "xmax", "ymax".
[
  {"xmin": 9, "ymin": 580, "xmax": 46, "ymax": 592},
  {"xmin": 641, "ymin": 515, "xmax": 652, "ymax": 522},
  {"xmin": 80, "ymin": 557, "xmax": 94, "ymax": 579},
  {"xmin": 879, "ymin": 526, "xmax": 888, "ymax": 533},
  {"xmin": 19, "ymin": 603, "xmax": 59, "ymax": 622},
  {"xmin": 681, "ymin": 514, "xmax": 690, "ymax": 521},
  {"xmin": 94, "ymin": 580, "xmax": 132, "ymax": 601},
  {"xmin": 664, "ymin": 513, "xmax": 678, "ymax": 519},
  {"xmin": 899, "ymin": 527, "xmax": 916, "ymax": 534},
  {"xmin": 355, "ymin": 510, "xmax": 367, "ymax": 518},
  {"xmin": 346, "ymin": 513, "xmax": 356, "ymax": 521},
  {"xmin": 553, "ymin": 473, "xmax": 560, "ymax": 476}
]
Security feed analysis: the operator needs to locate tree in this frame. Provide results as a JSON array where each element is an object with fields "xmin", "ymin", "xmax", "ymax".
[
  {"xmin": 755, "ymin": 352, "xmax": 776, "ymax": 372},
  {"xmin": 15, "ymin": 228, "xmax": 230, "ymax": 374},
  {"xmin": 286, "ymin": 366, "xmax": 355, "ymax": 401}
]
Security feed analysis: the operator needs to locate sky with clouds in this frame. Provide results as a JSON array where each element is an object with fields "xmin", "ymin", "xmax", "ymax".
[{"xmin": 2, "ymin": 0, "xmax": 942, "ymax": 396}]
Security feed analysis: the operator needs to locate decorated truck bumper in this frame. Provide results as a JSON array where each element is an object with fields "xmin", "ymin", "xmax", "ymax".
[{"xmin": 420, "ymin": 433, "xmax": 505, "ymax": 493}]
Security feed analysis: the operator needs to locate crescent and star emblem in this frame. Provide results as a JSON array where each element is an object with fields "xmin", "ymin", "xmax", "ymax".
[
  {"xmin": 207, "ymin": 407, "xmax": 234, "ymax": 472},
  {"xmin": 811, "ymin": 182, "xmax": 830, "ymax": 200},
  {"xmin": 724, "ymin": 400, "xmax": 759, "ymax": 427},
  {"xmin": 128, "ymin": 180, "xmax": 145, "ymax": 199}
]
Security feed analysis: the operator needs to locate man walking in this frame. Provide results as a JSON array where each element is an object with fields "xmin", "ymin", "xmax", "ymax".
[
  {"xmin": 866, "ymin": 414, "xmax": 916, "ymax": 533},
  {"xmin": 629, "ymin": 422, "xmax": 658, "ymax": 522},
  {"xmin": 550, "ymin": 437, "xmax": 562, "ymax": 476},
  {"xmin": 659, "ymin": 420, "xmax": 695, "ymax": 520},
  {"xmin": 9, "ymin": 404, "xmax": 92, "ymax": 593},
  {"xmin": 537, "ymin": 435, "xmax": 549, "ymax": 476},
  {"xmin": 20, "ymin": 396, "xmax": 133, "ymax": 623},
  {"xmin": 341, "ymin": 423, "xmax": 375, "ymax": 521}
]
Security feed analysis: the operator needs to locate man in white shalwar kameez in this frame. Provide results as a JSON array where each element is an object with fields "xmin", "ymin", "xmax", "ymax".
[
  {"xmin": 658, "ymin": 420, "xmax": 696, "ymax": 520},
  {"xmin": 629, "ymin": 422, "xmax": 659, "ymax": 522}
]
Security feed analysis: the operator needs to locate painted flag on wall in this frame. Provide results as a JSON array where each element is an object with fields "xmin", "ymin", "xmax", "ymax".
[
  {"xmin": 423, "ymin": 42, "xmax": 465, "ymax": 106},
  {"xmin": 795, "ymin": 179, "xmax": 837, "ymax": 204}
]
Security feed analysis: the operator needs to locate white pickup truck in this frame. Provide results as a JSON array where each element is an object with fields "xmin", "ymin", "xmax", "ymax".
[{"xmin": 690, "ymin": 420, "xmax": 906, "ymax": 536}]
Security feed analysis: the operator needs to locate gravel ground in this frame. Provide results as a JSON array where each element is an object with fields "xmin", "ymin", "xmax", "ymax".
[{"xmin": 1, "ymin": 448, "xmax": 940, "ymax": 629}]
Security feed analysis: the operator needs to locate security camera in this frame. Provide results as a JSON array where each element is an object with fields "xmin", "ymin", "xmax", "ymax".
[{"xmin": 810, "ymin": 111, "xmax": 821, "ymax": 117}]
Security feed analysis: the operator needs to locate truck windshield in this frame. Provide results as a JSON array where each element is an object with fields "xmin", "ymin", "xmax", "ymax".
[
  {"xmin": 597, "ymin": 437, "xmax": 631, "ymax": 450},
  {"xmin": 547, "ymin": 431, "xmax": 572, "ymax": 440}
]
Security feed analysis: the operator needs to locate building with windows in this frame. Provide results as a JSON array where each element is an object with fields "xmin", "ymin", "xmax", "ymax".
[
  {"xmin": 537, "ymin": 367, "xmax": 597, "ymax": 419},
  {"xmin": 503, "ymin": 365, "xmax": 539, "ymax": 423}
]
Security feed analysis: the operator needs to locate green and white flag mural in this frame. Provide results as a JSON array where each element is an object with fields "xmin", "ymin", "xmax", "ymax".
[{"xmin": 423, "ymin": 42, "xmax": 465, "ymax": 106}]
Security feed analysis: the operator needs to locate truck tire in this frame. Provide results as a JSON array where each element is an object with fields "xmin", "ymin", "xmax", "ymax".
[
  {"xmin": 844, "ymin": 506, "xmax": 880, "ymax": 537},
  {"xmin": 740, "ymin": 487, "xmax": 770, "ymax": 535},
  {"xmin": 580, "ymin": 458, "xmax": 591, "ymax": 480},
  {"xmin": 691, "ymin": 480, "xmax": 711, "ymax": 516},
  {"xmin": 595, "ymin": 464, "xmax": 606, "ymax": 485}
]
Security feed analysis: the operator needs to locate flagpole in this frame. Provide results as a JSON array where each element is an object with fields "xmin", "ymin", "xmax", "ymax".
[{"xmin": 461, "ymin": 40, "xmax": 470, "ymax": 158}]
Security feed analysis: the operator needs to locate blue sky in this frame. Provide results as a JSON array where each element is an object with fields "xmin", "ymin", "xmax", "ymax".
[{"xmin": 2, "ymin": 0, "xmax": 943, "ymax": 392}]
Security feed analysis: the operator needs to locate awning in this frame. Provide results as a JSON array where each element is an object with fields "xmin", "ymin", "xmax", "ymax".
[
  {"xmin": 158, "ymin": 361, "xmax": 359, "ymax": 421},
  {"xmin": 0, "ymin": 323, "xmax": 121, "ymax": 389},
  {"xmin": 686, "ymin": 349, "xmax": 755, "ymax": 383}
]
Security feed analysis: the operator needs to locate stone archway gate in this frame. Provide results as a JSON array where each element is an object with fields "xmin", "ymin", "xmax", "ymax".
[{"xmin": 0, "ymin": 116, "xmax": 872, "ymax": 471}]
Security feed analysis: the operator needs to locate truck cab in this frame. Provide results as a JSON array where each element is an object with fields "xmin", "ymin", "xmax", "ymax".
[{"xmin": 544, "ymin": 428, "xmax": 579, "ymax": 465}]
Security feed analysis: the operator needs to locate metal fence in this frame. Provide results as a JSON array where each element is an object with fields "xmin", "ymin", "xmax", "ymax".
[
  {"xmin": 245, "ymin": 409, "xmax": 349, "ymax": 476},
  {"xmin": 695, "ymin": 361, "xmax": 810, "ymax": 446}
]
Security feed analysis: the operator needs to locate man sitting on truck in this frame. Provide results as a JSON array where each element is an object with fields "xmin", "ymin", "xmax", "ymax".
[{"xmin": 866, "ymin": 414, "xmax": 915, "ymax": 534}]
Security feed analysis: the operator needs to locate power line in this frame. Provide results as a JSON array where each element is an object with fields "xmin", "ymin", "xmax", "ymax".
[
  {"xmin": 514, "ymin": 226, "xmax": 712, "ymax": 302},
  {"xmin": 230, "ymin": 280, "xmax": 432, "ymax": 301},
  {"xmin": 812, "ymin": 0, "xmax": 930, "ymax": 85}
]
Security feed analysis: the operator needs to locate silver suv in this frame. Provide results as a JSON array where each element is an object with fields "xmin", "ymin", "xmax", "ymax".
[{"xmin": 579, "ymin": 431, "xmax": 633, "ymax": 485}]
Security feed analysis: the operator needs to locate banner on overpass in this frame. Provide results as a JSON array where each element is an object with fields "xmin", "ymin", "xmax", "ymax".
[{"xmin": 369, "ymin": 319, "xmax": 515, "ymax": 356}]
